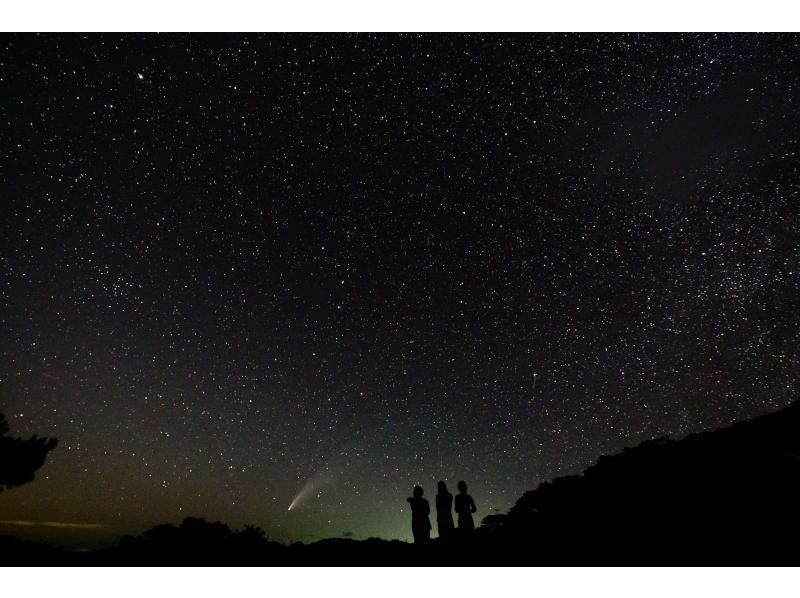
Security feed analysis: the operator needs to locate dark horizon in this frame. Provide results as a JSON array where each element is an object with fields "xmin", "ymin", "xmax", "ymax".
[
  {"xmin": 2, "ymin": 33, "xmax": 798, "ymax": 547},
  {"xmin": 3, "ymin": 396, "xmax": 800, "ymax": 565}
]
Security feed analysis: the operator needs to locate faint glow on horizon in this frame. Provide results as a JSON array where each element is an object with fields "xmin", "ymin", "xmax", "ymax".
[{"xmin": 0, "ymin": 519, "xmax": 107, "ymax": 529}]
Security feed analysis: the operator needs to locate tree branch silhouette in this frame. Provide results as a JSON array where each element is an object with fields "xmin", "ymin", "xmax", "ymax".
[{"xmin": 0, "ymin": 413, "xmax": 58, "ymax": 492}]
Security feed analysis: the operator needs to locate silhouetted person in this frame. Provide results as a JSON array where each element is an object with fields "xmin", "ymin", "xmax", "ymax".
[
  {"xmin": 435, "ymin": 480, "xmax": 455, "ymax": 539},
  {"xmin": 454, "ymin": 480, "xmax": 477, "ymax": 532},
  {"xmin": 406, "ymin": 485, "xmax": 431, "ymax": 544}
]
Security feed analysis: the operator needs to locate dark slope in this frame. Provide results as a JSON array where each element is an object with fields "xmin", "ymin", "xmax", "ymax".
[{"xmin": 481, "ymin": 400, "xmax": 800, "ymax": 564}]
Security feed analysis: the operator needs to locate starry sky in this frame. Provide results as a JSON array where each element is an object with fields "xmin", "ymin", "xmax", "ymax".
[{"xmin": 1, "ymin": 33, "xmax": 799, "ymax": 546}]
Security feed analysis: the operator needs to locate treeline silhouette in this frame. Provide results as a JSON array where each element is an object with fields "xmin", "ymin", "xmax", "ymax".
[{"xmin": 2, "ymin": 401, "xmax": 800, "ymax": 565}]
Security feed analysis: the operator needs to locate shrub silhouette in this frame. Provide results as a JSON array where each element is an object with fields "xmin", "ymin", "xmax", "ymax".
[
  {"xmin": 0, "ymin": 413, "xmax": 58, "ymax": 492},
  {"xmin": 87, "ymin": 517, "xmax": 285, "ymax": 565}
]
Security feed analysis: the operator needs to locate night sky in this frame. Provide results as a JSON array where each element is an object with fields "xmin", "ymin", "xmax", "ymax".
[{"xmin": 1, "ymin": 33, "xmax": 798, "ymax": 545}]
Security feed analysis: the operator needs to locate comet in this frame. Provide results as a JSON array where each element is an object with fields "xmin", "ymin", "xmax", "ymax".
[
  {"xmin": 287, "ymin": 482, "xmax": 314, "ymax": 511},
  {"xmin": 287, "ymin": 423, "xmax": 382, "ymax": 511},
  {"xmin": 287, "ymin": 467, "xmax": 333, "ymax": 511}
]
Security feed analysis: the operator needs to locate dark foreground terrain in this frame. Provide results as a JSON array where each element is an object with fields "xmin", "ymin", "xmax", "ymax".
[{"xmin": 3, "ymin": 400, "xmax": 800, "ymax": 565}]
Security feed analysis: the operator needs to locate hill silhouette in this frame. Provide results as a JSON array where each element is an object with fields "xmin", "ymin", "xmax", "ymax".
[
  {"xmin": 482, "ymin": 399, "xmax": 800, "ymax": 565},
  {"xmin": 2, "ymin": 401, "xmax": 799, "ymax": 565}
]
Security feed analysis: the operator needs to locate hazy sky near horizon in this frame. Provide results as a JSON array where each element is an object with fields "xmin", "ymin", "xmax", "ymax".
[{"xmin": 1, "ymin": 33, "xmax": 798, "ymax": 545}]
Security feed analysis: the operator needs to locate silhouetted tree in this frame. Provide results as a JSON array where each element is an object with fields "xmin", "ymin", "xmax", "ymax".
[
  {"xmin": 0, "ymin": 413, "xmax": 57, "ymax": 492},
  {"xmin": 230, "ymin": 524, "xmax": 267, "ymax": 548},
  {"xmin": 479, "ymin": 512, "xmax": 507, "ymax": 532},
  {"xmin": 239, "ymin": 524, "xmax": 268, "ymax": 541}
]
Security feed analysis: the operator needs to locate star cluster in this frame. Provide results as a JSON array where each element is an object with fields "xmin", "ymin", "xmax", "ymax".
[{"xmin": 1, "ymin": 33, "xmax": 798, "ymax": 544}]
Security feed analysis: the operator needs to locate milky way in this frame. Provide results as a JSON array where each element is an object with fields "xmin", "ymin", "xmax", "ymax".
[{"xmin": 1, "ymin": 33, "xmax": 798, "ymax": 544}]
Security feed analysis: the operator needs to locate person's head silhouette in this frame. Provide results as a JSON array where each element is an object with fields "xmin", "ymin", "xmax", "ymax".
[
  {"xmin": 413, "ymin": 485, "xmax": 424, "ymax": 498},
  {"xmin": 437, "ymin": 480, "xmax": 448, "ymax": 494},
  {"xmin": 458, "ymin": 480, "xmax": 468, "ymax": 493}
]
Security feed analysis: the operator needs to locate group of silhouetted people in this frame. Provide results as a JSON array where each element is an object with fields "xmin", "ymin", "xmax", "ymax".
[{"xmin": 406, "ymin": 480, "xmax": 477, "ymax": 544}]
